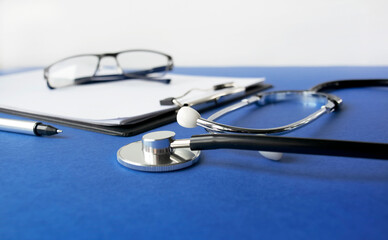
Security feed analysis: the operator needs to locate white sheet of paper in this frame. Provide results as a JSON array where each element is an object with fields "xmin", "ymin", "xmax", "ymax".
[{"xmin": 0, "ymin": 70, "xmax": 264, "ymax": 125}]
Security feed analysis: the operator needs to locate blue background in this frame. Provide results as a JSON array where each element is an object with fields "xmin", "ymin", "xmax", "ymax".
[{"xmin": 0, "ymin": 67, "xmax": 387, "ymax": 239}]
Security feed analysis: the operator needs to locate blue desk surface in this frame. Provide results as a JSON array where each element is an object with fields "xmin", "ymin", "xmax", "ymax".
[{"xmin": 0, "ymin": 67, "xmax": 387, "ymax": 240}]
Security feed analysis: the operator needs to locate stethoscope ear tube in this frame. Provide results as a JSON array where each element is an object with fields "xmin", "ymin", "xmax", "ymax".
[
  {"xmin": 190, "ymin": 134, "xmax": 388, "ymax": 160},
  {"xmin": 310, "ymin": 79, "xmax": 388, "ymax": 92}
]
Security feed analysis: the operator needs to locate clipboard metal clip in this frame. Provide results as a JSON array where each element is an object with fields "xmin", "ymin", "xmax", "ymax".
[{"xmin": 159, "ymin": 82, "xmax": 244, "ymax": 107}]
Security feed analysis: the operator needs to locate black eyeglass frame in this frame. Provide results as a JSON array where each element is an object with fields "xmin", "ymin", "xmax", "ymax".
[{"xmin": 44, "ymin": 49, "xmax": 174, "ymax": 89}]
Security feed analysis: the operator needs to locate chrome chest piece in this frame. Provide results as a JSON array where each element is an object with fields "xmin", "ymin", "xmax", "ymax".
[{"xmin": 117, "ymin": 131, "xmax": 200, "ymax": 172}]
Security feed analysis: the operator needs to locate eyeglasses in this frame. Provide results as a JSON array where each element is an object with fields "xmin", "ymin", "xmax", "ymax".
[{"xmin": 44, "ymin": 49, "xmax": 174, "ymax": 89}]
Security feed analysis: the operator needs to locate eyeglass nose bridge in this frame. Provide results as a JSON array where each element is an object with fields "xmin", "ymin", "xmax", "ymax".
[
  {"xmin": 101, "ymin": 53, "xmax": 118, "ymax": 57},
  {"xmin": 94, "ymin": 55, "xmax": 123, "ymax": 76}
]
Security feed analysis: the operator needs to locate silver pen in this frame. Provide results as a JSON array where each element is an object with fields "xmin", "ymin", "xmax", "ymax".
[{"xmin": 0, "ymin": 117, "xmax": 62, "ymax": 136}]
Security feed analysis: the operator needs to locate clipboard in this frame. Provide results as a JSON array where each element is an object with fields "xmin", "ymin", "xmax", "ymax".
[{"xmin": 0, "ymin": 70, "xmax": 271, "ymax": 136}]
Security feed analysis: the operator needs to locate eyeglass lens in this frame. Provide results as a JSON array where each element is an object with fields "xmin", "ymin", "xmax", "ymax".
[
  {"xmin": 117, "ymin": 51, "xmax": 169, "ymax": 78},
  {"xmin": 47, "ymin": 56, "xmax": 99, "ymax": 88}
]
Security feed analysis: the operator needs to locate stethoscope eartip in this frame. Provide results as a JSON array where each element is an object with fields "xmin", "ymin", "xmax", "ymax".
[
  {"xmin": 259, "ymin": 151, "xmax": 283, "ymax": 161},
  {"xmin": 177, "ymin": 106, "xmax": 201, "ymax": 128}
]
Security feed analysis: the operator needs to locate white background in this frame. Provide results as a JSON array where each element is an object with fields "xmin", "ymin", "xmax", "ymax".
[{"xmin": 0, "ymin": 0, "xmax": 387, "ymax": 68}]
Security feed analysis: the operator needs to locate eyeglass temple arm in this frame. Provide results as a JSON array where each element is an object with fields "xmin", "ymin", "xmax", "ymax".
[
  {"xmin": 73, "ymin": 65, "xmax": 172, "ymax": 85},
  {"xmin": 123, "ymin": 65, "xmax": 173, "ymax": 76},
  {"xmin": 73, "ymin": 75, "xmax": 171, "ymax": 85}
]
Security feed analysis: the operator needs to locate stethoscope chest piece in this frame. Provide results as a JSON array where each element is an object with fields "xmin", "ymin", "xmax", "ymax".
[{"xmin": 117, "ymin": 131, "xmax": 200, "ymax": 172}]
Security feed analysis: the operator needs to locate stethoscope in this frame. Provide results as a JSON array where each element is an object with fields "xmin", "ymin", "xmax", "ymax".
[{"xmin": 117, "ymin": 79, "xmax": 388, "ymax": 172}]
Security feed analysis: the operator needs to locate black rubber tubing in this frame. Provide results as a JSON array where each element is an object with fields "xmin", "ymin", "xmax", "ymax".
[
  {"xmin": 190, "ymin": 134, "xmax": 388, "ymax": 160},
  {"xmin": 310, "ymin": 79, "xmax": 388, "ymax": 92}
]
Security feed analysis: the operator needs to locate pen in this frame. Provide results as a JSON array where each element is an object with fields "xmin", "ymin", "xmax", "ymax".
[{"xmin": 0, "ymin": 117, "xmax": 62, "ymax": 136}]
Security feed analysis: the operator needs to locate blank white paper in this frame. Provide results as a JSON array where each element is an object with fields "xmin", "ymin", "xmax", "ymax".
[{"xmin": 0, "ymin": 70, "xmax": 264, "ymax": 125}]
